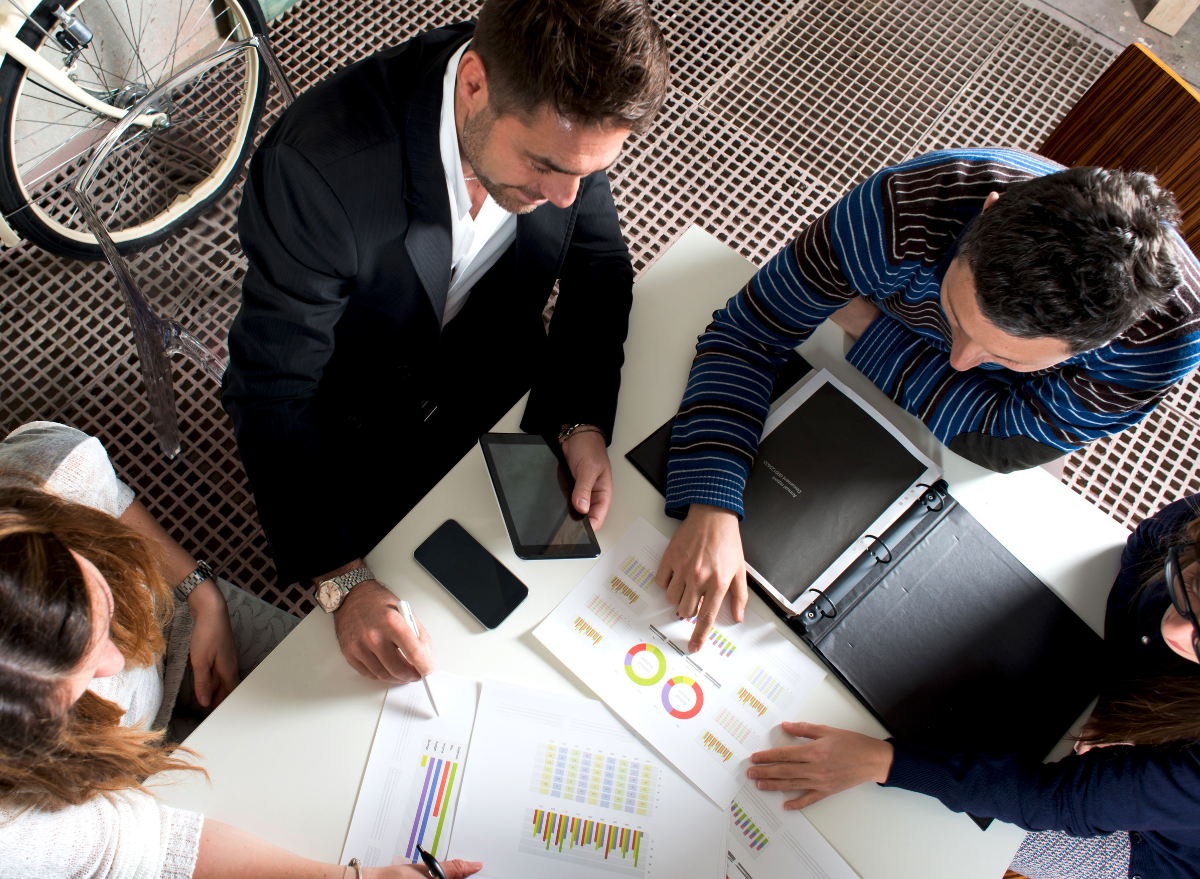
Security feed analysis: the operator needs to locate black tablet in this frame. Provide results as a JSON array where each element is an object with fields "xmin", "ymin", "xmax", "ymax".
[{"xmin": 478, "ymin": 433, "xmax": 601, "ymax": 560}]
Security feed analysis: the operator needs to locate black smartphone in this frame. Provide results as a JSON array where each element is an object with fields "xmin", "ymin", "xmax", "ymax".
[{"xmin": 414, "ymin": 520, "xmax": 529, "ymax": 629}]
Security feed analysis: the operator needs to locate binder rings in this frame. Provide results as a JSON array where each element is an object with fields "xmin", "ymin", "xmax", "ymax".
[{"xmin": 628, "ymin": 362, "xmax": 1104, "ymax": 821}]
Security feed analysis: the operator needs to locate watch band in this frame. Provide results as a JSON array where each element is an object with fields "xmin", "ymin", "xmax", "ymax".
[
  {"xmin": 317, "ymin": 565, "xmax": 375, "ymax": 613},
  {"xmin": 175, "ymin": 559, "xmax": 215, "ymax": 602}
]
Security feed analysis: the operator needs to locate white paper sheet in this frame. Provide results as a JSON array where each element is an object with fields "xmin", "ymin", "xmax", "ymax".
[
  {"xmin": 533, "ymin": 518, "xmax": 826, "ymax": 804},
  {"xmin": 340, "ymin": 672, "xmax": 479, "ymax": 868},
  {"xmin": 449, "ymin": 679, "xmax": 726, "ymax": 879},
  {"xmin": 726, "ymin": 782, "xmax": 860, "ymax": 879}
]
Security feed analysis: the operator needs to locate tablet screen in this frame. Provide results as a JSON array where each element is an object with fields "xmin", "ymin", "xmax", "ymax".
[{"xmin": 480, "ymin": 434, "xmax": 601, "ymax": 559}]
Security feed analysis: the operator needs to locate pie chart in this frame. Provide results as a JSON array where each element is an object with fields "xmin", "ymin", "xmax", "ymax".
[
  {"xmin": 661, "ymin": 675, "xmax": 704, "ymax": 719},
  {"xmin": 624, "ymin": 643, "xmax": 667, "ymax": 685}
]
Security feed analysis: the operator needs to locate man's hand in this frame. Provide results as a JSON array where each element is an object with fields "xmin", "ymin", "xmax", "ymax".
[
  {"xmin": 829, "ymin": 296, "xmax": 882, "ymax": 341},
  {"xmin": 561, "ymin": 428, "xmax": 613, "ymax": 530},
  {"xmin": 656, "ymin": 504, "xmax": 747, "ymax": 652},
  {"xmin": 747, "ymin": 721, "xmax": 894, "ymax": 809},
  {"xmin": 187, "ymin": 578, "xmax": 240, "ymax": 708},
  {"xmin": 333, "ymin": 580, "xmax": 434, "ymax": 684}
]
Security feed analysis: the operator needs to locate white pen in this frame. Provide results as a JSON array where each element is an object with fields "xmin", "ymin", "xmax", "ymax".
[{"xmin": 399, "ymin": 599, "xmax": 440, "ymax": 716}]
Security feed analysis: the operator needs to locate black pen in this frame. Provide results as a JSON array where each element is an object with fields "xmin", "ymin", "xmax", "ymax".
[{"xmin": 416, "ymin": 844, "xmax": 448, "ymax": 879}]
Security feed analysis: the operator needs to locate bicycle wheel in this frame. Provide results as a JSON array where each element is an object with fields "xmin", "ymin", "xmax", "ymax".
[{"xmin": 0, "ymin": 0, "xmax": 270, "ymax": 260}]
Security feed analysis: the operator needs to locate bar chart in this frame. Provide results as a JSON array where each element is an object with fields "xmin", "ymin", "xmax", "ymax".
[
  {"xmin": 530, "ymin": 742, "xmax": 655, "ymax": 816},
  {"xmin": 573, "ymin": 616, "xmax": 603, "ymax": 646},
  {"xmin": 747, "ymin": 665, "xmax": 794, "ymax": 709},
  {"xmin": 608, "ymin": 575, "xmax": 645, "ymax": 615},
  {"xmin": 730, "ymin": 798, "xmax": 771, "ymax": 857},
  {"xmin": 619, "ymin": 555, "xmax": 655, "ymax": 590},
  {"xmin": 520, "ymin": 807, "xmax": 647, "ymax": 877},
  {"xmin": 587, "ymin": 595, "xmax": 624, "ymax": 628},
  {"xmin": 392, "ymin": 738, "xmax": 462, "ymax": 864},
  {"xmin": 736, "ymin": 686, "xmax": 768, "ymax": 718},
  {"xmin": 699, "ymin": 730, "xmax": 734, "ymax": 764},
  {"xmin": 715, "ymin": 707, "xmax": 753, "ymax": 745}
]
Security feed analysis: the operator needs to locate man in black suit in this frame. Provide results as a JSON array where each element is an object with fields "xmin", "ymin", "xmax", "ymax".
[{"xmin": 223, "ymin": 0, "xmax": 668, "ymax": 682}]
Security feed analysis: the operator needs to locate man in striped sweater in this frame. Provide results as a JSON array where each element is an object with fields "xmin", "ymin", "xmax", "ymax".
[{"xmin": 658, "ymin": 147, "xmax": 1200, "ymax": 651}]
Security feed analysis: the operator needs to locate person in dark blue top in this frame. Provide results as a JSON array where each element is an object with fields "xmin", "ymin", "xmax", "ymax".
[{"xmin": 747, "ymin": 495, "xmax": 1200, "ymax": 879}]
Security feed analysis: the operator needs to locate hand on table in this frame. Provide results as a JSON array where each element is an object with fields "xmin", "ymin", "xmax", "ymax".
[
  {"xmin": 656, "ymin": 503, "xmax": 747, "ymax": 652},
  {"xmin": 561, "ymin": 428, "xmax": 613, "ymax": 529},
  {"xmin": 748, "ymin": 721, "xmax": 894, "ymax": 809},
  {"xmin": 187, "ymin": 578, "xmax": 240, "ymax": 708},
  {"xmin": 333, "ymin": 579, "xmax": 434, "ymax": 684},
  {"xmin": 829, "ymin": 296, "xmax": 882, "ymax": 341},
  {"xmin": 368, "ymin": 859, "xmax": 482, "ymax": 879}
]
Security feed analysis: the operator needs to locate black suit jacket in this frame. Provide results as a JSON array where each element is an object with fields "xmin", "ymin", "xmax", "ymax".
[{"xmin": 223, "ymin": 24, "xmax": 634, "ymax": 583}]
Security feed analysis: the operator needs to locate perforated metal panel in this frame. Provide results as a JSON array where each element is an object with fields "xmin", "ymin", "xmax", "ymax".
[{"xmin": 1, "ymin": 0, "xmax": 1193, "ymax": 620}]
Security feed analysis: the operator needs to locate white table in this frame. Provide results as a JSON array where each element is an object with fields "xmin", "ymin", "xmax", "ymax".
[{"xmin": 156, "ymin": 226, "xmax": 1133, "ymax": 879}]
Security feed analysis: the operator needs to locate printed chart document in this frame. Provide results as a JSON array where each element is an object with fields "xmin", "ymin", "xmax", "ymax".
[
  {"xmin": 726, "ymin": 782, "xmax": 860, "ymax": 879},
  {"xmin": 341, "ymin": 672, "xmax": 479, "ymax": 868},
  {"xmin": 450, "ymin": 680, "xmax": 726, "ymax": 879},
  {"xmin": 534, "ymin": 518, "xmax": 825, "ymax": 804}
]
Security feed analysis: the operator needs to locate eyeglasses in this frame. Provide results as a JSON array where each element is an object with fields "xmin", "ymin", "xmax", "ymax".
[{"xmin": 1165, "ymin": 545, "xmax": 1200, "ymax": 663}]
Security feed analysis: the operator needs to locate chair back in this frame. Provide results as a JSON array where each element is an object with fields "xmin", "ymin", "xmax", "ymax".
[
  {"xmin": 68, "ymin": 35, "xmax": 295, "ymax": 458},
  {"xmin": 1038, "ymin": 43, "xmax": 1200, "ymax": 257}
]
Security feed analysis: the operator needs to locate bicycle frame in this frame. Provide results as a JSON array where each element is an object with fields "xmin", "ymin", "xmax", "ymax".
[{"xmin": 0, "ymin": 0, "xmax": 166, "ymax": 246}]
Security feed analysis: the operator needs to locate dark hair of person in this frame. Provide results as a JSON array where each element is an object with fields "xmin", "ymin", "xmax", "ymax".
[
  {"xmin": 471, "ymin": 0, "xmax": 670, "ymax": 134},
  {"xmin": 956, "ymin": 166, "xmax": 1184, "ymax": 354},
  {"xmin": 0, "ymin": 482, "xmax": 200, "ymax": 808},
  {"xmin": 1079, "ymin": 510, "xmax": 1200, "ymax": 748}
]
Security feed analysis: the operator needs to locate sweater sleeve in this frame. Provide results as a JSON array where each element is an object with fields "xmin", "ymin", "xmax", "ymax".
[
  {"xmin": 884, "ymin": 739, "xmax": 1200, "ymax": 842},
  {"xmin": 0, "ymin": 792, "xmax": 203, "ymax": 879}
]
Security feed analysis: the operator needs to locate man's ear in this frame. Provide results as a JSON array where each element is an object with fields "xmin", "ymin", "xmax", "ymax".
[
  {"xmin": 979, "ymin": 191, "xmax": 1002, "ymax": 213},
  {"xmin": 457, "ymin": 50, "xmax": 489, "ymax": 113}
]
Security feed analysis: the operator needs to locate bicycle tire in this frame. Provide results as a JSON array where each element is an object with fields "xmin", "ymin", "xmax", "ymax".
[{"xmin": 0, "ymin": 0, "xmax": 270, "ymax": 260}]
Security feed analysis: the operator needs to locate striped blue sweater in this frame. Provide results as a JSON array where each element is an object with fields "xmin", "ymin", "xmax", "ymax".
[{"xmin": 666, "ymin": 148, "xmax": 1200, "ymax": 518}]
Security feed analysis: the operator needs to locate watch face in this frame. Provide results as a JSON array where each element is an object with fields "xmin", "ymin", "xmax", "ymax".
[{"xmin": 317, "ymin": 581, "xmax": 343, "ymax": 611}]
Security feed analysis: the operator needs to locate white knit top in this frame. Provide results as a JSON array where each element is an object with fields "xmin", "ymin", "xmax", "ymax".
[{"xmin": 0, "ymin": 422, "xmax": 204, "ymax": 878}]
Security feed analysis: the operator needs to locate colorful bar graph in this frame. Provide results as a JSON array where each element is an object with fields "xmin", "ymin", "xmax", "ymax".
[
  {"xmin": 586, "ymin": 595, "xmax": 624, "ymax": 628},
  {"xmin": 730, "ymin": 800, "xmax": 770, "ymax": 852},
  {"xmin": 673, "ymin": 614, "xmax": 737, "ymax": 657},
  {"xmin": 608, "ymin": 576, "xmax": 644, "ymax": 615},
  {"xmin": 573, "ymin": 616, "xmax": 603, "ymax": 645},
  {"xmin": 747, "ymin": 665, "xmax": 791, "ymax": 706},
  {"xmin": 700, "ymin": 731, "xmax": 733, "ymax": 763},
  {"xmin": 707, "ymin": 628, "xmax": 736, "ymax": 657},
  {"xmin": 524, "ymin": 807, "xmax": 644, "ymax": 870},
  {"xmin": 736, "ymin": 686, "xmax": 768, "ymax": 717},
  {"xmin": 531, "ymin": 743, "xmax": 654, "ymax": 816},
  {"xmin": 619, "ymin": 555, "xmax": 655, "ymax": 590},
  {"xmin": 715, "ymin": 707, "xmax": 752, "ymax": 744},
  {"xmin": 401, "ymin": 752, "xmax": 459, "ymax": 861}
]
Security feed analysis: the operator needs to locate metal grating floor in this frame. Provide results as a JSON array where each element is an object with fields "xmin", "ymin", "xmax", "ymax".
[{"xmin": 1, "ymin": 0, "xmax": 1195, "ymax": 618}]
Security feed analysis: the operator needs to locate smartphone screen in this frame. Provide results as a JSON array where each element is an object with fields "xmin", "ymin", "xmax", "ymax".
[{"xmin": 413, "ymin": 520, "xmax": 529, "ymax": 629}]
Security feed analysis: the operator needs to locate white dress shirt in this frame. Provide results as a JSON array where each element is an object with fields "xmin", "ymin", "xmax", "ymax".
[{"xmin": 438, "ymin": 43, "xmax": 517, "ymax": 326}]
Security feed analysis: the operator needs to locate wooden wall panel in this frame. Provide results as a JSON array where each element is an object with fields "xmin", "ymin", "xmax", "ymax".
[{"xmin": 1038, "ymin": 43, "xmax": 1200, "ymax": 258}]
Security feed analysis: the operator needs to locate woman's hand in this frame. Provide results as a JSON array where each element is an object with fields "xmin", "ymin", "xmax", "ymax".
[
  {"xmin": 187, "ymin": 579, "xmax": 240, "ymax": 708},
  {"xmin": 367, "ymin": 860, "xmax": 482, "ymax": 879},
  {"xmin": 748, "ymin": 721, "xmax": 895, "ymax": 809}
]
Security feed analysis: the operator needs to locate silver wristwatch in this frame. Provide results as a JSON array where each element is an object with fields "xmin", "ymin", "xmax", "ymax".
[
  {"xmin": 316, "ymin": 565, "xmax": 375, "ymax": 613},
  {"xmin": 175, "ymin": 560, "xmax": 214, "ymax": 602}
]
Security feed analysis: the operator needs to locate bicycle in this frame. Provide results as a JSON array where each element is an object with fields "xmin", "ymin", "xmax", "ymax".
[{"xmin": 0, "ymin": 0, "xmax": 273, "ymax": 260}]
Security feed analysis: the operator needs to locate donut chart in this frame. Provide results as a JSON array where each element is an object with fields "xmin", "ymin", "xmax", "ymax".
[
  {"xmin": 661, "ymin": 676, "xmax": 704, "ymax": 719},
  {"xmin": 624, "ymin": 643, "xmax": 667, "ymax": 685}
]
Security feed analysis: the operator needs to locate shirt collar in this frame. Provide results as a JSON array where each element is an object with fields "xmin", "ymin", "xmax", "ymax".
[{"xmin": 438, "ymin": 42, "xmax": 473, "ymax": 223}]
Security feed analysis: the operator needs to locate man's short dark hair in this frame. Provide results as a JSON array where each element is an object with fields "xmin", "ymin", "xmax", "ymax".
[
  {"xmin": 957, "ymin": 166, "xmax": 1184, "ymax": 354},
  {"xmin": 472, "ymin": 0, "xmax": 669, "ymax": 134}
]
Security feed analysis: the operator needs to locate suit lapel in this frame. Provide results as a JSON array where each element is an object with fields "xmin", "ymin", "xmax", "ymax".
[{"xmin": 403, "ymin": 32, "xmax": 471, "ymax": 328}]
